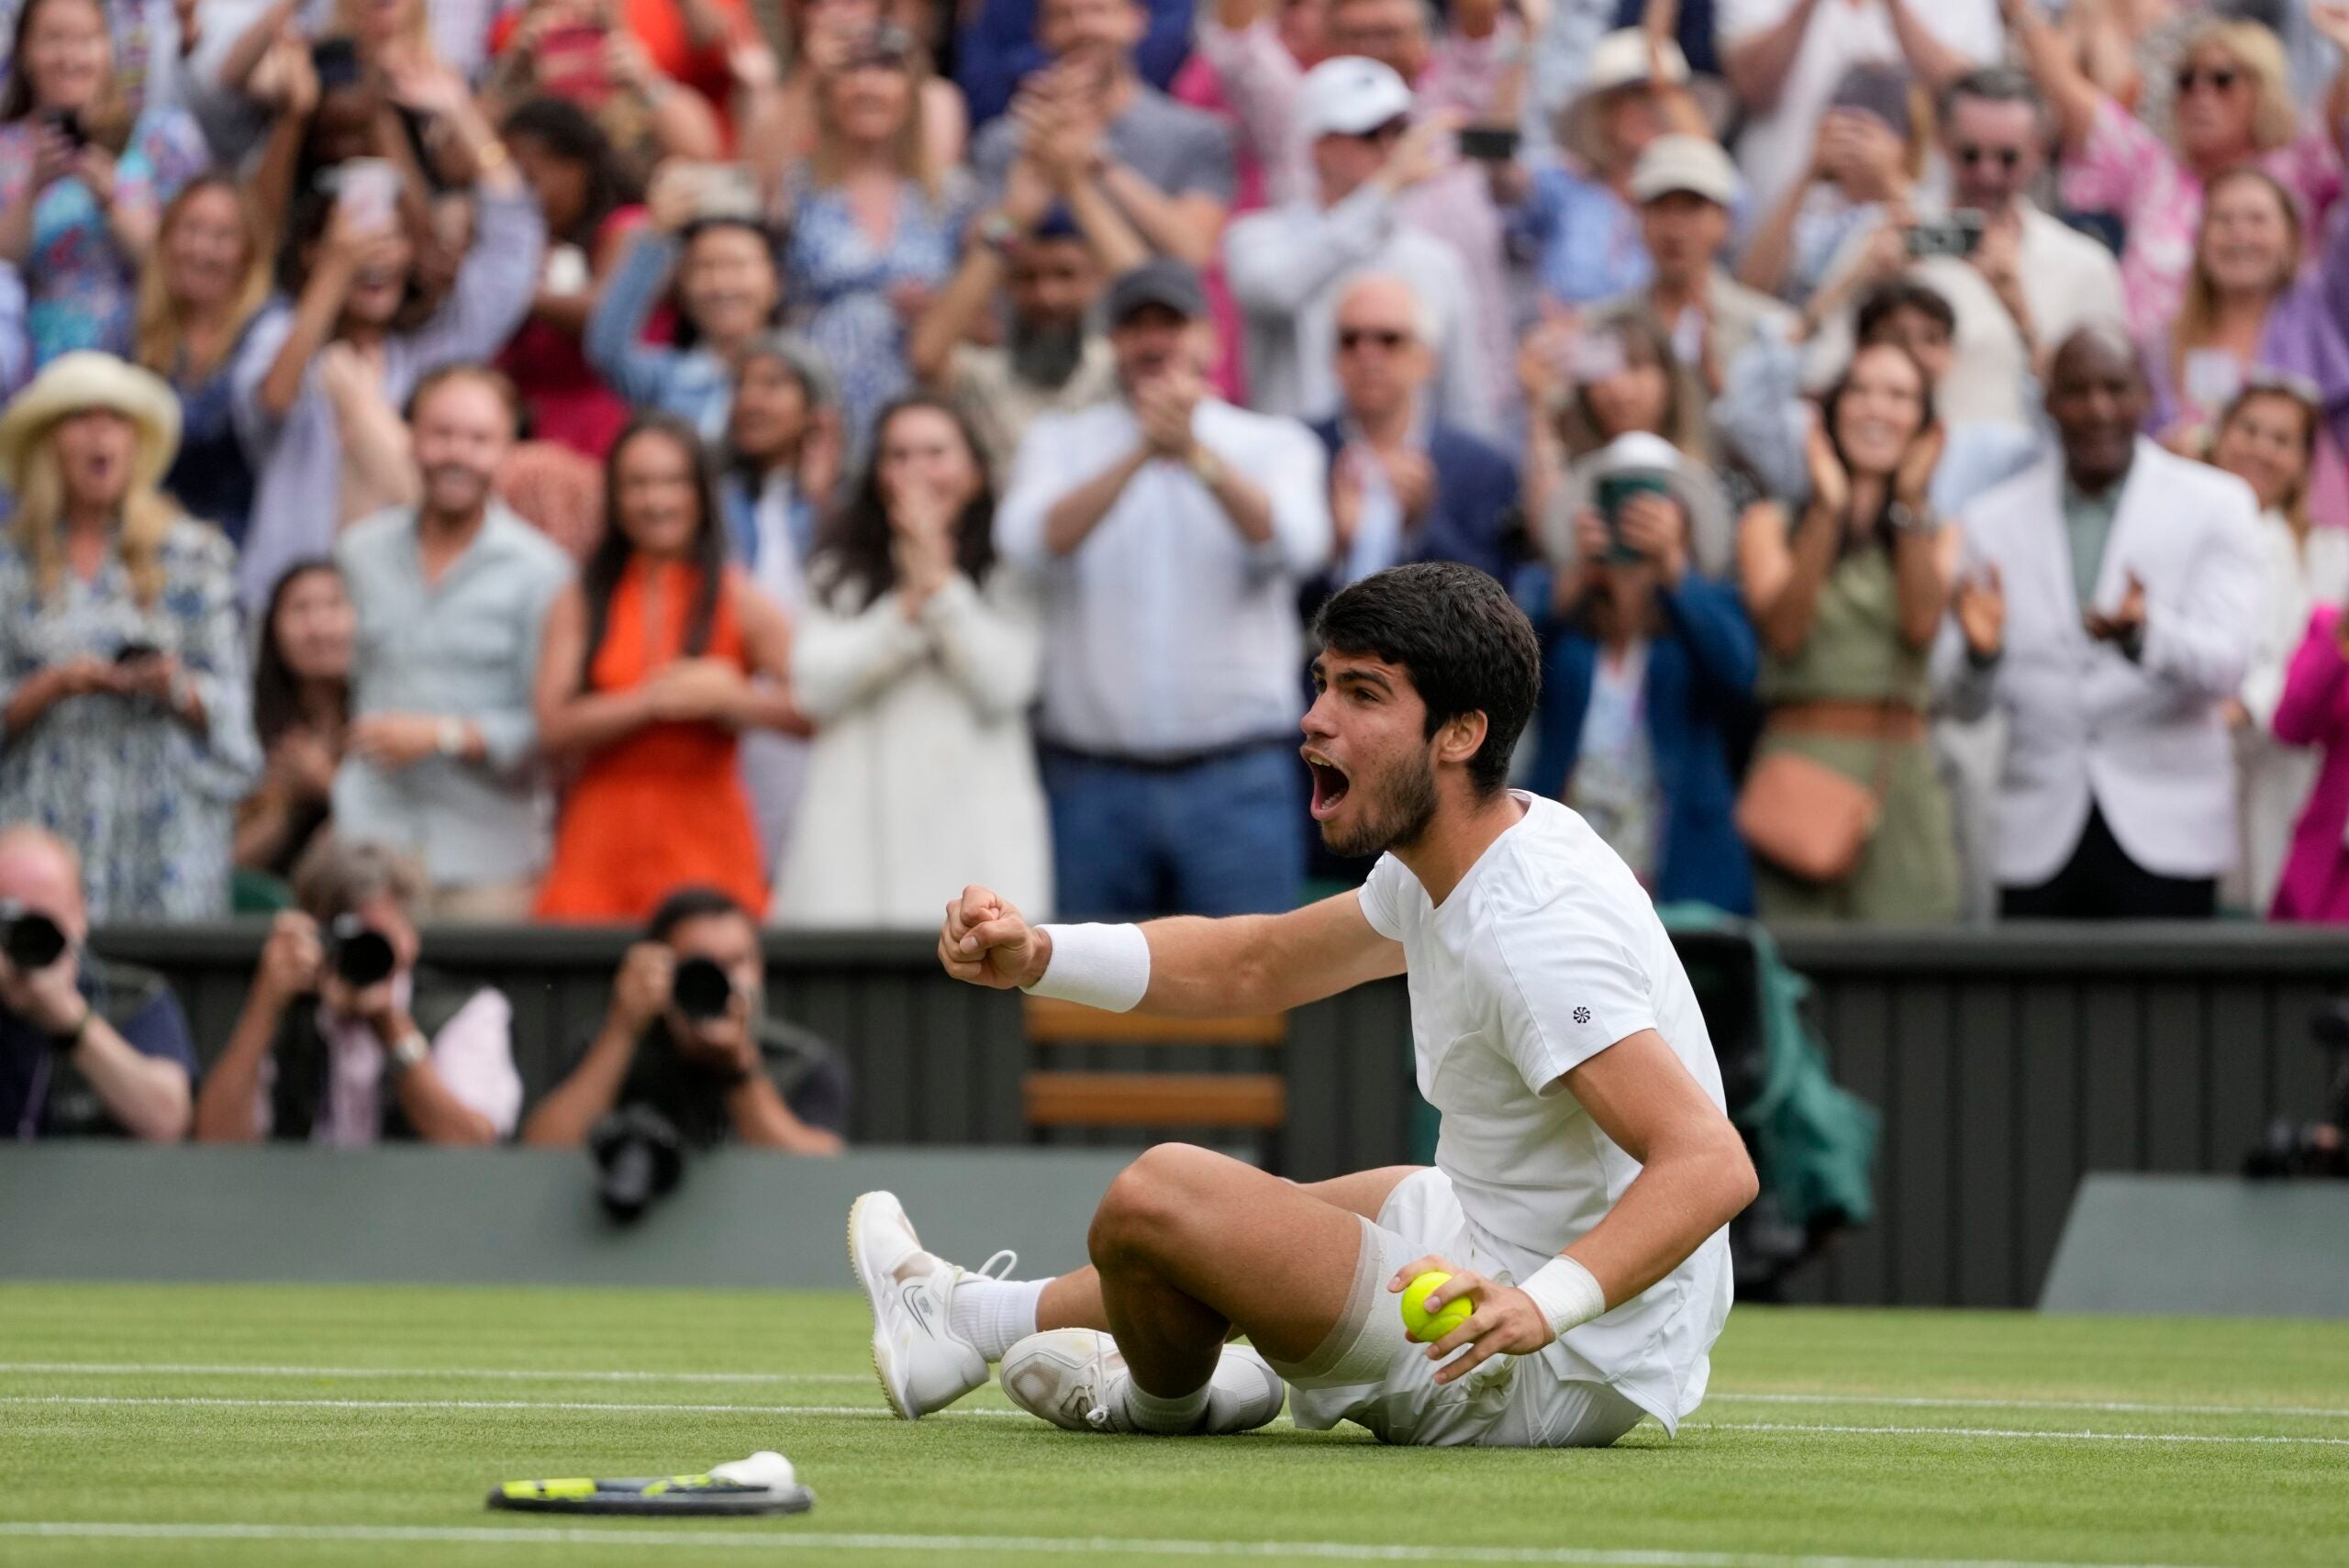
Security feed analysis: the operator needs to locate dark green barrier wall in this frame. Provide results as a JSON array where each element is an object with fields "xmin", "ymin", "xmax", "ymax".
[{"xmin": 80, "ymin": 921, "xmax": 2349, "ymax": 1308}]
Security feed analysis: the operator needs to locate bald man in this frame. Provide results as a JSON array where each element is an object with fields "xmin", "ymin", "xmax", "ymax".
[
  {"xmin": 1306, "ymin": 272, "xmax": 1519, "ymax": 604},
  {"xmin": 0, "ymin": 827, "xmax": 195, "ymax": 1140},
  {"xmin": 1949, "ymin": 328, "xmax": 2263, "ymax": 919}
]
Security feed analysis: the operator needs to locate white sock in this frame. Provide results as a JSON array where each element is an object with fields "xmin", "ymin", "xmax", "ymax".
[
  {"xmin": 1120, "ymin": 1377, "xmax": 1210, "ymax": 1435},
  {"xmin": 947, "ymin": 1274, "xmax": 1046, "ymax": 1362}
]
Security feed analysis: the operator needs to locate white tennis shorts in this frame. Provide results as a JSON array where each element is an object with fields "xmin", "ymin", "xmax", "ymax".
[{"xmin": 1265, "ymin": 1169, "xmax": 1648, "ymax": 1448}]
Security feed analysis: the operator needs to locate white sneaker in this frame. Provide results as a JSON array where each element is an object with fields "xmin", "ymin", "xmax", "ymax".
[
  {"xmin": 847, "ymin": 1190, "xmax": 1015, "ymax": 1419},
  {"xmin": 999, "ymin": 1329, "xmax": 1286, "ymax": 1435}
]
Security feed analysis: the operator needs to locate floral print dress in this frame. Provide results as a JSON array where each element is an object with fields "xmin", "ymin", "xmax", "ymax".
[{"xmin": 0, "ymin": 517, "xmax": 260, "ymax": 919}]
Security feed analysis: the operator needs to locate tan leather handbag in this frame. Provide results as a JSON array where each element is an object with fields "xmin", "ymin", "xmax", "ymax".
[{"xmin": 1733, "ymin": 749, "xmax": 1883, "ymax": 884}]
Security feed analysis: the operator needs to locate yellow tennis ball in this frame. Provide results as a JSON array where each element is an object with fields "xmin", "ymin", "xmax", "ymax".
[{"xmin": 1399, "ymin": 1271, "xmax": 1475, "ymax": 1344}]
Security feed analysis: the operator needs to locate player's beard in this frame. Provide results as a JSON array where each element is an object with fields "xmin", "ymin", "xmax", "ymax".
[{"xmin": 1319, "ymin": 747, "xmax": 1440, "ymax": 859}]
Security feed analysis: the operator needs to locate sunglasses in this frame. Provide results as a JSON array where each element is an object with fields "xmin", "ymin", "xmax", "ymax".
[
  {"xmin": 1956, "ymin": 143, "xmax": 2021, "ymax": 171},
  {"xmin": 1338, "ymin": 327, "xmax": 1410, "ymax": 352},
  {"xmin": 2175, "ymin": 65, "xmax": 2243, "ymax": 95}
]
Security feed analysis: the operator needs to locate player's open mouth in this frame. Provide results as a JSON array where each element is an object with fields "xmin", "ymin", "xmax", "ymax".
[{"xmin": 1305, "ymin": 751, "xmax": 1350, "ymax": 820}]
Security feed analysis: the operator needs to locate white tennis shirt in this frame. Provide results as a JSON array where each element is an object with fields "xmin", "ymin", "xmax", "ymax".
[{"xmin": 1355, "ymin": 793, "xmax": 1734, "ymax": 1431}]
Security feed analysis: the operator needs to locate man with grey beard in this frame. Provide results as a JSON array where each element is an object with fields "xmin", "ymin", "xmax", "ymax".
[{"xmin": 909, "ymin": 148, "xmax": 1143, "ymax": 481}]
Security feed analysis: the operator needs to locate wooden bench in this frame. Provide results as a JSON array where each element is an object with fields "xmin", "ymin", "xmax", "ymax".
[{"xmin": 1020, "ymin": 998, "xmax": 1288, "ymax": 1157}]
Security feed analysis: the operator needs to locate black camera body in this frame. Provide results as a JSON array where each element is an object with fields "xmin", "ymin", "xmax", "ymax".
[
  {"xmin": 324, "ymin": 914, "xmax": 397, "ymax": 989},
  {"xmin": 0, "ymin": 900, "xmax": 68, "ymax": 973},
  {"xmin": 2243, "ymin": 1000, "xmax": 2349, "ymax": 1179},
  {"xmin": 589, "ymin": 1105, "xmax": 685, "ymax": 1221}
]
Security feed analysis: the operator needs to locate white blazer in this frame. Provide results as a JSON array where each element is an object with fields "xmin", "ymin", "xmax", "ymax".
[{"xmin": 1952, "ymin": 439, "xmax": 2263, "ymax": 887}]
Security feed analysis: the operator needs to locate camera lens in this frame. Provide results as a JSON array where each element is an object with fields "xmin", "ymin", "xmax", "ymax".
[
  {"xmin": 0, "ymin": 906, "xmax": 66, "ymax": 971},
  {"xmin": 328, "ymin": 915, "xmax": 396, "ymax": 988},
  {"xmin": 671, "ymin": 957, "xmax": 732, "ymax": 1022}
]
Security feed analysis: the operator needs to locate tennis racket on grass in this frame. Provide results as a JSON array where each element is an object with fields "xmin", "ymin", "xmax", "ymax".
[{"xmin": 489, "ymin": 1451, "xmax": 812, "ymax": 1516}]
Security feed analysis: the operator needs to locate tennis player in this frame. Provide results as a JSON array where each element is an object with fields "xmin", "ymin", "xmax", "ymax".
[{"xmin": 851, "ymin": 562, "xmax": 1756, "ymax": 1447}]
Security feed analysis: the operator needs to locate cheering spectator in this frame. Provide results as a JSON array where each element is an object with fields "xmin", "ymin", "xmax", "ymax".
[
  {"xmin": 908, "ymin": 146, "xmax": 1138, "ymax": 481},
  {"xmin": 1223, "ymin": 57, "xmax": 1492, "ymax": 438},
  {"xmin": 1525, "ymin": 469, "xmax": 1759, "ymax": 912},
  {"xmin": 195, "ymin": 835, "xmax": 521, "ymax": 1145},
  {"xmin": 1719, "ymin": 0, "xmax": 1998, "ymax": 215},
  {"xmin": 1951, "ymin": 327, "xmax": 2262, "ymax": 920},
  {"xmin": 586, "ymin": 162, "xmax": 780, "ymax": 435},
  {"xmin": 2014, "ymin": 4, "xmax": 2347, "ymax": 335},
  {"xmin": 958, "ymin": 0, "xmax": 1196, "ymax": 127},
  {"xmin": 2270, "ymin": 603, "xmax": 2349, "ymax": 921},
  {"xmin": 997, "ymin": 259, "xmax": 1329, "ymax": 918},
  {"xmin": 332, "ymin": 366, "xmax": 573, "ymax": 920},
  {"xmin": 771, "ymin": 23, "xmax": 968, "ymax": 448},
  {"xmin": 1197, "ymin": 0, "xmax": 1513, "ymax": 425},
  {"xmin": 1735, "ymin": 340, "xmax": 1958, "ymax": 923},
  {"xmin": 0, "ymin": 352, "xmax": 258, "ymax": 921},
  {"xmin": 1798, "ymin": 67, "xmax": 2122, "ymax": 430},
  {"xmin": 233, "ymin": 66, "xmax": 544, "ymax": 610},
  {"xmin": 0, "ymin": 0, "xmax": 207, "ymax": 366},
  {"xmin": 481, "ymin": 0, "xmax": 724, "ymax": 183},
  {"xmin": 720, "ymin": 334, "xmax": 840, "ymax": 871},
  {"xmin": 524, "ymin": 884, "xmax": 847, "ymax": 1152},
  {"xmin": 0, "ymin": 0, "xmax": 177, "ymax": 121},
  {"xmin": 778, "ymin": 394, "xmax": 1050, "ymax": 925},
  {"xmin": 1520, "ymin": 314, "xmax": 1734, "ymax": 581},
  {"xmin": 136, "ymin": 176, "xmax": 273, "ymax": 547},
  {"xmin": 2206, "ymin": 381, "xmax": 2349, "ymax": 916},
  {"xmin": 536, "ymin": 416, "xmax": 797, "ymax": 922},
  {"xmin": 235, "ymin": 560, "xmax": 353, "ymax": 892},
  {"xmin": 741, "ymin": 0, "xmax": 969, "ymax": 173},
  {"xmin": 498, "ymin": 97, "xmax": 647, "ymax": 462},
  {"xmin": 1590, "ymin": 135, "xmax": 1794, "ymax": 403},
  {"xmin": 1310, "ymin": 272, "xmax": 1517, "ymax": 595},
  {"xmin": 2144, "ymin": 168, "xmax": 2349, "ymax": 522},
  {"xmin": 1500, "ymin": 28, "xmax": 1705, "ymax": 311},
  {"xmin": 971, "ymin": 0, "xmax": 1235, "ymax": 271},
  {"xmin": 1739, "ymin": 66, "xmax": 1920, "ymax": 314},
  {"xmin": 0, "ymin": 823, "xmax": 192, "ymax": 1140}
]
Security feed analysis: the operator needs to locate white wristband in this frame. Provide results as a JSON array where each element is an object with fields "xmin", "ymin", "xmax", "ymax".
[
  {"xmin": 1022, "ymin": 923, "xmax": 1151, "ymax": 1013},
  {"xmin": 1518, "ymin": 1257, "xmax": 1607, "ymax": 1341}
]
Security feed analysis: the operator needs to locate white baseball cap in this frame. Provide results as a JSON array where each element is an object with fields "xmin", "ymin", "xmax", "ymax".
[
  {"xmin": 1629, "ymin": 134, "xmax": 1740, "ymax": 206},
  {"xmin": 1298, "ymin": 55, "xmax": 1415, "ymax": 141}
]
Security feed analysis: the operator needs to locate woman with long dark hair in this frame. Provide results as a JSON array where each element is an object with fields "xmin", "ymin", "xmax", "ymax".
[
  {"xmin": 775, "ymin": 393, "xmax": 1047, "ymax": 927},
  {"xmin": 234, "ymin": 559, "xmax": 353, "ymax": 884},
  {"xmin": 1735, "ymin": 340, "xmax": 1959, "ymax": 922},
  {"xmin": 533, "ymin": 415, "xmax": 799, "ymax": 921}
]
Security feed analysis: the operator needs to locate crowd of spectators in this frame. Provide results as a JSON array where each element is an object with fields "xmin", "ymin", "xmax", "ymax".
[{"xmin": 2, "ymin": 0, "xmax": 2349, "ymax": 1038}]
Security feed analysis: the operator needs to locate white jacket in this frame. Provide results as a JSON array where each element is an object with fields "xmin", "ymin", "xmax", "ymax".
[
  {"xmin": 774, "ymin": 570, "xmax": 1053, "ymax": 928},
  {"xmin": 1951, "ymin": 439, "xmax": 2263, "ymax": 886}
]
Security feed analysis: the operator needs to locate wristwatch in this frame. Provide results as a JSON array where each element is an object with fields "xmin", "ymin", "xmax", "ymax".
[
  {"xmin": 436, "ymin": 717, "xmax": 466, "ymax": 758},
  {"xmin": 976, "ymin": 209, "xmax": 1025, "ymax": 258},
  {"xmin": 385, "ymin": 1030, "xmax": 429, "ymax": 1076},
  {"xmin": 1884, "ymin": 500, "xmax": 1938, "ymax": 537}
]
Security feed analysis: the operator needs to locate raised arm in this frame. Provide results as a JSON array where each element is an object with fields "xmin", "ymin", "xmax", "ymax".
[
  {"xmin": 2004, "ymin": 0, "xmax": 2104, "ymax": 154},
  {"xmin": 941, "ymin": 884, "xmax": 1405, "ymax": 1017},
  {"xmin": 1720, "ymin": 0, "xmax": 1825, "ymax": 118}
]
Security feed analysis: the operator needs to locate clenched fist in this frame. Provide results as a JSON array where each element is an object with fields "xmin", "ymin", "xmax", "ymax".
[{"xmin": 938, "ymin": 885, "xmax": 1051, "ymax": 990}]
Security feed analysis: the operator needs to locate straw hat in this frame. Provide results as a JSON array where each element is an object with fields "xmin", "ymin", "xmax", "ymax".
[
  {"xmin": 0, "ymin": 351, "xmax": 183, "ymax": 495},
  {"xmin": 1562, "ymin": 28, "xmax": 1690, "ymax": 167}
]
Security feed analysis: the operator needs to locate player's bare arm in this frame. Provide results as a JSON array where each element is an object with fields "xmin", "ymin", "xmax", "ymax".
[
  {"xmin": 938, "ymin": 884, "xmax": 1406, "ymax": 1018},
  {"xmin": 1397, "ymin": 1029, "xmax": 1759, "ymax": 1384}
]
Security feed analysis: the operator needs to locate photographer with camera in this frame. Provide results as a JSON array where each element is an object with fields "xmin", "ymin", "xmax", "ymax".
[
  {"xmin": 193, "ymin": 835, "xmax": 520, "ymax": 1145},
  {"xmin": 521, "ymin": 886, "xmax": 847, "ymax": 1156},
  {"xmin": 0, "ymin": 824, "xmax": 194, "ymax": 1140}
]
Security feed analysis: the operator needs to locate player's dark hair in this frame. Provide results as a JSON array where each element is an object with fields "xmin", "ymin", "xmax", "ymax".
[
  {"xmin": 1855, "ymin": 278, "xmax": 1957, "ymax": 345},
  {"xmin": 1313, "ymin": 562, "xmax": 1540, "ymax": 798},
  {"xmin": 647, "ymin": 885, "xmax": 750, "ymax": 942}
]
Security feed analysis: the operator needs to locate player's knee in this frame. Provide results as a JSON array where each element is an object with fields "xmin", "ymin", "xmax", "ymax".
[{"xmin": 1088, "ymin": 1143, "xmax": 1219, "ymax": 1265}]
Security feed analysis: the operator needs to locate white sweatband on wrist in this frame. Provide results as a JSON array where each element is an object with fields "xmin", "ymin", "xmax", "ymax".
[
  {"xmin": 1022, "ymin": 923, "xmax": 1151, "ymax": 1013},
  {"xmin": 1519, "ymin": 1257, "xmax": 1608, "ymax": 1340}
]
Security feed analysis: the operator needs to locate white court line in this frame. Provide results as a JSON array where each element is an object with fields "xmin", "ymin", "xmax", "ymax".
[
  {"xmin": 8, "ymin": 1366, "xmax": 2342, "ymax": 1424},
  {"xmin": 0, "ymin": 1361, "xmax": 867, "ymax": 1385},
  {"xmin": 1709, "ymin": 1393, "xmax": 2349, "ymax": 1421},
  {"xmin": 9, "ymin": 1395, "xmax": 2349, "ymax": 1446},
  {"xmin": 0, "ymin": 1521, "xmax": 2240, "ymax": 1568}
]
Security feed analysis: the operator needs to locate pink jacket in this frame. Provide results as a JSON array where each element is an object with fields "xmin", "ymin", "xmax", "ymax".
[{"xmin": 2270, "ymin": 605, "xmax": 2349, "ymax": 922}]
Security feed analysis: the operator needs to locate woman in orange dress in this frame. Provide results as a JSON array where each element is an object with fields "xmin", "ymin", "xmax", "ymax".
[{"xmin": 534, "ymin": 413, "xmax": 800, "ymax": 920}]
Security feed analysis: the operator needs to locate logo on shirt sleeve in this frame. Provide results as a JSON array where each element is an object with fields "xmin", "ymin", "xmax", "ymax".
[{"xmin": 1573, "ymin": 1006, "xmax": 1591, "ymax": 1025}]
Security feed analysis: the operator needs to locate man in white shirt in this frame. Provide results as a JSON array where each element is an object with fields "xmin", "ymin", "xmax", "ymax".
[
  {"xmin": 850, "ymin": 563, "xmax": 1755, "ymax": 1447},
  {"xmin": 996, "ymin": 258, "xmax": 1332, "ymax": 919},
  {"xmin": 1223, "ymin": 56, "xmax": 1496, "ymax": 439},
  {"xmin": 1801, "ymin": 66, "xmax": 2127, "ymax": 426}
]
